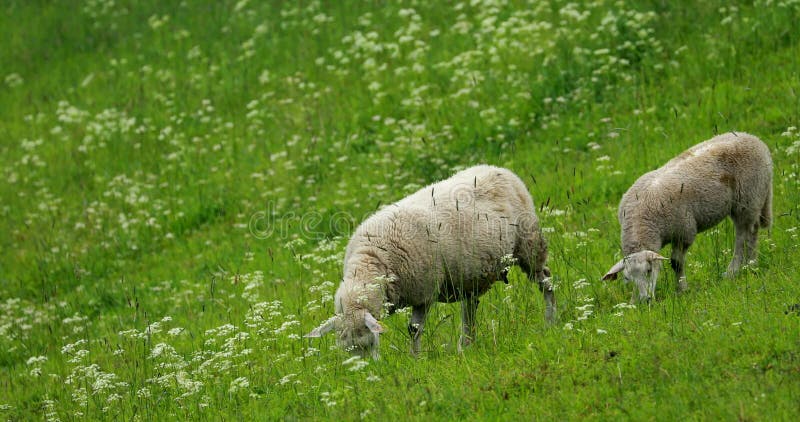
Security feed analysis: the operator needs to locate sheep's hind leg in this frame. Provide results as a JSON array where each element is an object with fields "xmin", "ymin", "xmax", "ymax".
[
  {"xmin": 458, "ymin": 296, "xmax": 479, "ymax": 352},
  {"xmin": 727, "ymin": 220, "xmax": 757, "ymax": 278},
  {"xmin": 744, "ymin": 224, "xmax": 760, "ymax": 266},
  {"xmin": 408, "ymin": 305, "xmax": 428, "ymax": 357}
]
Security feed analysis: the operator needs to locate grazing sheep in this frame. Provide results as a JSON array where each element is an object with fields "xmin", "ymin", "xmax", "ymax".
[
  {"xmin": 305, "ymin": 165, "xmax": 553, "ymax": 359},
  {"xmin": 602, "ymin": 132, "xmax": 772, "ymax": 302}
]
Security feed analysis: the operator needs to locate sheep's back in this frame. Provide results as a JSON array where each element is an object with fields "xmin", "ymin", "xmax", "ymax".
[
  {"xmin": 619, "ymin": 132, "xmax": 772, "ymax": 240},
  {"xmin": 346, "ymin": 165, "xmax": 537, "ymax": 304}
]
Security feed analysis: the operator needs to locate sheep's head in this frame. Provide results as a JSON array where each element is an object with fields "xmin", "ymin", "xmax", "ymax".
[
  {"xmin": 602, "ymin": 250, "xmax": 668, "ymax": 302},
  {"xmin": 304, "ymin": 310, "xmax": 384, "ymax": 359},
  {"xmin": 338, "ymin": 309, "xmax": 384, "ymax": 359},
  {"xmin": 305, "ymin": 281, "xmax": 386, "ymax": 359}
]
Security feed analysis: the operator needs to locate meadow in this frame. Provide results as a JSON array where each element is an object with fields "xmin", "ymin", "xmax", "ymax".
[{"xmin": 1, "ymin": 0, "xmax": 799, "ymax": 419}]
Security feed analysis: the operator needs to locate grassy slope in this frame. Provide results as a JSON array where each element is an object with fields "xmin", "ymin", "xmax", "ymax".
[{"xmin": 1, "ymin": 0, "xmax": 799, "ymax": 420}]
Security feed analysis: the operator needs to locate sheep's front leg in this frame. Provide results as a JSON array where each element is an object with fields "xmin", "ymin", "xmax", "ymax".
[
  {"xmin": 536, "ymin": 268, "xmax": 556, "ymax": 323},
  {"xmin": 458, "ymin": 296, "xmax": 480, "ymax": 352},
  {"xmin": 529, "ymin": 266, "xmax": 556, "ymax": 323},
  {"xmin": 670, "ymin": 243, "xmax": 688, "ymax": 292},
  {"xmin": 408, "ymin": 305, "xmax": 428, "ymax": 357}
]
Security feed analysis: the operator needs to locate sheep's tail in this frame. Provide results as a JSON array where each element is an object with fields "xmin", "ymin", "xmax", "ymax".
[{"xmin": 759, "ymin": 181, "xmax": 772, "ymax": 229}]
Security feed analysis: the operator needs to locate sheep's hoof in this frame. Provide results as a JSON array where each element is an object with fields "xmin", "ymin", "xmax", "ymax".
[
  {"xmin": 723, "ymin": 266, "xmax": 740, "ymax": 279},
  {"xmin": 677, "ymin": 278, "xmax": 689, "ymax": 293}
]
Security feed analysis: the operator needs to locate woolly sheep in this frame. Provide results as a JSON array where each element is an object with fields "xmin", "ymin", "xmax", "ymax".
[
  {"xmin": 305, "ymin": 165, "xmax": 554, "ymax": 359},
  {"xmin": 602, "ymin": 132, "xmax": 772, "ymax": 302}
]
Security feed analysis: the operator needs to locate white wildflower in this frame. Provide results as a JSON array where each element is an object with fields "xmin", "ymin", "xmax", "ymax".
[{"xmin": 229, "ymin": 377, "xmax": 250, "ymax": 393}]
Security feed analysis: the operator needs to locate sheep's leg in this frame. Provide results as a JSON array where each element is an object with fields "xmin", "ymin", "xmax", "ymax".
[
  {"xmin": 670, "ymin": 243, "xmax": 688, "ymax": 292},
  {"xmin": 744, "ymin": 224, "xmax": 759, "ymax": 266},
  {"xmin": 727, "ymin": 220, "xmax": 756, "ymax": 278},
  {"xmin": 458, "ymin": 296, "xmax": 479, "ymax": 352},
  {"xmin": 408, "ymin": 305, "xmax": 428, "ymax": 357},
  {"xmin": 537, "ymin": 275, "xmax": 556, "ymax": 323}
]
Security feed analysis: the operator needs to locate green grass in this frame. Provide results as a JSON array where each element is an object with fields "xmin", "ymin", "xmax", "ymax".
[{"xmin": 2, "ymin": 0, "xmax": 800, "ymax": 419}]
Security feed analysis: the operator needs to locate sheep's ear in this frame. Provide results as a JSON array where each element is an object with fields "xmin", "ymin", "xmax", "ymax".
[
  {"xmin": 645, "ymin": 251, "xmax": 669, "ymax": 262},
  {"xmin": 305, "ymin": 316, "xmax": 338, "ymax": 338},
  {"xmin": 364, "ymin": 311, "xmax": 384, "ymax": 334},
  {"xmin": 602, "ymin": 259, "xmax": 625, "ymax": 281}
]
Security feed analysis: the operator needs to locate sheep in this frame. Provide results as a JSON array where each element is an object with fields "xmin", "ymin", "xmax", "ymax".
[
  {"xmin": 305, "ymin": 165, "xmax": 553, "ymax": 359},
  {"xmin": 602, "ymin": 132, "xmax": 772, "ymax": 302}
]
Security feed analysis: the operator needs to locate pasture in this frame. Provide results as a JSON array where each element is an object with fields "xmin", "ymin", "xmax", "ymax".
[{"xmin": 1, "ymin": 0, "xmax": 799, "ymax": 419}]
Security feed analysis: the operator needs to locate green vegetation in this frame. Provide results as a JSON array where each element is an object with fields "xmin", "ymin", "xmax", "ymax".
[{"xmin": 1, "ymin": 0, "xmax": 799, "ymax": 419}]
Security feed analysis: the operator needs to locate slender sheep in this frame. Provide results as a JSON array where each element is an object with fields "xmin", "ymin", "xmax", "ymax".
[
  {"xmin": 305, "ymin": 165, "xmax": 553, "ymax": 359},
  {"xmin": 602, "ymin": 132, "xmax": 772, "ymax": 302}
]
